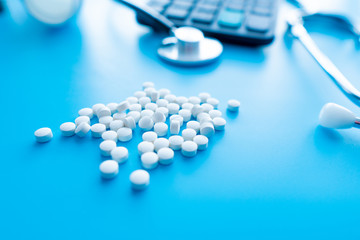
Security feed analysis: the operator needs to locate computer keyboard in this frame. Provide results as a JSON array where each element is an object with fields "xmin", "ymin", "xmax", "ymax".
[{"xmin": 136, "ymin": 0, "xmax": 279, "ymax": 45}]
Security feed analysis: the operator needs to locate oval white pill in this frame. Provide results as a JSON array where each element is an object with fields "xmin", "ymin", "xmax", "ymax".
[
  {"xmin": 34, "ymin": 127, "xmax": 53, "ymax": 143},
  {"xmin": 181, "ymin": 141, "xmax": 198, "ymax": 157},
  {"xmin": 117, "ymin": 127, "xmax": 133, "ymax": 142},
  {"xmin": 193, "ymin": 135, "xmax": 208, "ymax": 150},
  {"xmin": 78, "ymin": 108, "xmax": 94, "ymax": 119},
  {"xmin": 99, "ymin": 140, "xmax": 117, "ymax": 156},
  {"xmin": 158, "ymin": 88, "xmax": 171, "ymax": 98},
  {"xmin": 92, "ymin": 103, "xmax": 105, "ymax": 114},
  {"xmin": 109, "ymin": 120, "xmax": 124, "ymax": 131},
  {"xmin": 169, "ymin": 135, "xmax": 184, "ymax": 150},
  {"xmin": 153, "ymin": 111, "xmax": 166, "ymax": 123},
  {"xmin": 201, "ymin": 103, "xmax": 214, "ymax": 113},
  {"xmin": 156, "ymin": 107, "xmax": 169, "ymax": 118},
  {"xmin": 130, "ymin": 169, "xmax": 150, "ymax": 190},
  {"xmin": 191, "ymin": 104, "xmax": 204, "ymax": 117},
  {"xmin": 182, "ymin": 102, "xmax": 194, "ymax": 110},
  {"xmin": 209, "ymin": 110, "xmax": 222, "ymax": 119},
  {"xmin": 127, "ymin": 111, "xmax": 141, "ymax": 123},
  {"xmin": 91, "ymin": 123, "xmax": 106, "ymax": 138},
  {"xmin": 97, "ymin": 106, "xmax": 111, "ymax": 118},
  {"xmin": 139, "ymin": 97, "xmax": 151, "ymax": 108},
  {"xmin": 142, "ymin": 81, "xmax": 155, "ymax": 89},
  {"xmin": 129, "ymin": 103, "xmax": 142, "ymax": 112},
  {"xmin": 99, "ymin": 116, "xmax": 113, "ymax": 129},
  {"xmin": 141, "ymin": 152, "xmax": 159, "ymax": 169},
  {"xmin": 156, "ymin": 99, "xmax": 169, "ymax": 108},
  {"xmin": 142, "ymin": 131, "xmax": 158, "ymax": 142},
  {"xmin": 158, "ymin": 147, "xmax": 174, "ymax": 165},
  {"xmin": 200, "ymin": 122, "xmax": 215, "ymax": 138},
  {"xmin": 144, "ymin": 87, "xmax": 156, "ymax": 97},
  {"xmin": 176, "ymin": 96, "xmax": 188, "ymax": 105},
  {"xmin": 213, "ymin": 117, "xmax": 226, "ymax": 130},
  {"xmin": 199, "ymin": 92, "xmax": 211, "ymax": 103},
  {"xmin": 106, "ymin": 103, "xmax": 118, "ymax": 114},
  {"xmin": 113, "ymin": 112, "xmax": 126, "ymax": 121},
  {"xmin": 75, "ymin": 122, "xmax": 91, "ymax": 137},
  {"xmin": 138, "ymin": 116, "xmax": 154, "ymax": 131},
  {"xmin": 170, "ymin": 120, "xmax": 180, "ymax": 135},
  {"xmin": 141, "ymin": 109, "xmax": 154, "ymax": 118},
  {"xmin": 186, "ymin": 121, "xmax": 201, "ymax": 133},
  {"xmin": 153, "ymin": 138, "xmax": 170, "ymax": 152},
  {"xmin": 102, "ymin": 130, "xmax": 118, "ymax": 142},
  {"xmin": 167, "ymin": 103, "xmax": 180, "ymax": 115},
  {"xmin": 60, "ymin": 122, "xmax": 76, "ymax": 137},
  {"xmin": 134, "ymin": 91, "xmax": 146, "ymax": 99},
  {"xmin": 227, "ymin": 99, "xmax": 240, "ymax": 112},
  {"xmin": 124, "ymin": 116, "xmax": 136, "ymax": 130},
  {"xmin": 150, "ymin": 91, "xmax": 159, "ymax": 102},
  {"xmin": 164, "ymin": 94, "xmax": 177, "ymax": 103},
  {"xmin": 182, "ymin": 128, "xmax": 197, "ymax": 141},
  {"xmin": 188, "ymin": 96, "xmax": 201, "ymax": 105},
  {"xmin": 170, "ymin": 115, "xmax": 183, "ymax": 126},
  {"xmin": 99, "ymin": 160, "xmax": 119, "ymax": 179},
  {"xmin": 75, "ymin": 116, "xmax": 90, "ymax": 126},
  {"xmin": 206, "ymin": 97, "xmax": 219, "ymax": 108},
  {"xmin": 179, "ymin": 109, "xmax": 191, "ymax": 122},
  {"xmin": 145, "ymin": 102, "xmax": 158, "ymax": 111},
  {"xmin": 127, "ymin": 96, "xmax": 138, "ymax": 105},
  {"xmin": 154, "ymin": 122, "xmax": 168, "ymax": 137},
  {"xmin": 138, "ymin": 141, "xmax": 155, "ymax": 155},
  {"xmin": 117, "ymin": 101, "xmax": 130, "ymax": 113},
  {"xmin": 111, "ymin": 146, "xmax": 129, "ymax": 163}
]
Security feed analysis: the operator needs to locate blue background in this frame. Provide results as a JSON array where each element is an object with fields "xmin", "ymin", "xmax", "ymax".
[{"xmin": 1, "ymin": 0, "xmax": 360, "ymax": 239}]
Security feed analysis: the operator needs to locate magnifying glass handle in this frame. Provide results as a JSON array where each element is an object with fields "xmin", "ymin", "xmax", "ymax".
[{"xmin": 115, "ymin": 0, "xmax": 175, "ymax": 34}]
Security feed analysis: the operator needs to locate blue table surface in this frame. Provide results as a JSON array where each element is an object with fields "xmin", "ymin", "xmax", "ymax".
[{"xmin": 1, "ymin": 0, "xmax": 360, "ymax": 239}]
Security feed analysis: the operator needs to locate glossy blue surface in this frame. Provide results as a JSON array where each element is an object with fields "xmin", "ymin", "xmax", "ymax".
[{"xmin": 1, "ymin": 0, "xmax": 360, "ymax": 239}]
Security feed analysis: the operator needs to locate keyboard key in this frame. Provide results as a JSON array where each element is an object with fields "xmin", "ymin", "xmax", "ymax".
[
  {"xmin": 218, "ymin": 9, "xmax": 245, "ymax": 28},
  {"xmin": 198, "ymin": 0, "xmax": 221, "ymax": 6},
  {"xmin": 165, "ymin": 7, "xmax": 189, "ymax": 20},
  {"xmin": 246, "ymin": 14, "xmax": 271, "ymax": 32},
  {"xmin": 195, "ymin": 4, "xmax": 217, "ymax": 14},
  {"xmin": 226, "ymin": 3, "xmax": 246, "ymax": 12},
  {"xmin": 252, "ymin": 7, "xmax": 272, "ymax": 16},
  {"xmin": 172, "ymin": 0, "xmax": 193, "ymax": 9},
  {"xmin": 192, "ymin": 12, "xmax": 215, "ymax": 24}
]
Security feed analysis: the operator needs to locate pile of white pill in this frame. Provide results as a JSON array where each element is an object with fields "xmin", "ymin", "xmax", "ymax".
[{"xmin": 34, "ymin": 82, "xmax": 240, "ymax": 190}]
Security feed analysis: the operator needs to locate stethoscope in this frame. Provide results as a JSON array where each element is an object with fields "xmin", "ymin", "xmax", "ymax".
[{"xmin": 116, "ymin": 0, "xmax": 223, "ymax": 66}]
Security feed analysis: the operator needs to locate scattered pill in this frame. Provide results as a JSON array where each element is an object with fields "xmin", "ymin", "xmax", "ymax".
[
  {"xmin": 127, "ymin": 96, "xmax": 138, "ymax": 105},
  {"xmin": 197, "ymin": 112, "xmax": 210, "ymax": 122},
  {"xmin": 129, "ymin": 103, "xmax": 142, "ymax": 112},
  {"xmin": 91, "ymin": 123, "xmax": 106, "ymax": 138},
  {"xmin": 201, "ymin": 103, "xmax": 214, "ymax": 113},
  {"xmin": 167, "ymin": 103, "xmax": 180, "ymax": 115},
  {"xmin": 78, "ymin": 108, "xmax": 94, "ymax": 119},
  {"xmin": 186, "ymin": 121, "xmax": 201, "ymax": 133},
  {"xmin": 188, "ymin": 96, "xmax": 201, "ymax": 105},
  {"xmin": 111, "ymin": 147, "xmax": 129, "ymax": 163},
  {"xmin": 139, "ymin": 116, "xmax": 154, "ymax": 131},
  {"xmin": 154, "ymin": 122, "xmax": 168, "ymax": 137},
  {"xmin": 181, "ymin": 141, "xmax": 198, "ymax": 157},
  {"xmin": 207, "ymin": 97, "xmax": 219, "ymax": 108},
  {"xmin": 156, "ymin": 107, "xmax": 169, "ymax": 118},
  {"xmin": 130, "ymin": 169, "xmax": 150, "ymax": 190},
  {"xmin": 200, "ymin": 122, "xmax": 215, "ymax": 138},
  {"xmin": 158, "ymin": 147, "xmax": 174, "ymax": 165},
  {"xmin": 193, "ymin": 135, "xmax": 208, "ymax": 150},
  {"xmin": 144, "ymin": 87, "xmax": 156, "ymax": 97},
  {"xmin": 97, "ymin": 106, "xmax": 111, "ymax": 118},
  {"xmin": 141, "ymin": 109, "xmax": 154, "ymax": 118},
  {"xmin": 209, "ymin": 110, "xmax": 222, "ymax": 119},
  {"xmin": 158, "ymin": 88, "xmax": 171, "ymax": 98},
  {"xmin": 153, "ymin": 111, "xmax": 166, "ymax": 123},
  {"xmin": 99, "ymin": 160, "xmax": 119, "ymax": 179},
  {"xmin": 142, "ymin": 131, "xmax": 158, "ymax": 142},
  {"xmin": 227, "ymin": 99, "xmax": 240, "ymax": 112},
  {"xmin": 34, "ymin": 127, "xmax": 53, "ymax": 143},
  {"xmin": 213, "ymin": 117, "xmax": 226, "ymax": 131},
  {"xmin": 102, "ymin": 130, "xmax": 118, "ymax": 142},
  {"xmin": 199, "ymin": 92, "xmax": 211, "ymax": 103},
  {"xmin": 182, "ymin": 102, "xmax": 194, "ymax": 110},
  {"xmin": 138, "ymin": 141, "xmax": 155, "ymax": 155},
  {"xmin": 117, "ymin": 101, "xmax": 130, "ymax": 113},
  {"xmin": 191, "ymin": 104, "xmax": 204, "ymax": 117},
  {"xmin": 92, "ymin": 103, "xmax": 106, "ymax": 114},
  {"xmin": 134, "ymin": 91, "xmax": 146, "ymax": 99},
  {"xmin": 60, "ymin": 122, "xmax": 76, "ymax": 137},
  {"xmin": 142, "ymin": 81, "xmax": 154, "ymax": 89},
  {"xmin": 113, "ymin": 112, "xmax": 126, "ymax": 121},
  {"xmin": 75, "ymin": 116, "xmax": 90, "ymax": 126},
  {"xmin": 139, "ymin": 97, "xmax": 151, "ymax": 108},
  {"xmin": 156, "ymin": 99, "xmax": 169, "ymax": 108},
  {"xmin": 170, "ymin": 115, "xmax": 183, "ymax": 126},
  {"xmin": 182, "ymin": 128, "xmax": 197, "ymax": 141},
  {"xmin": 179, "ymin": 109, "xmax": 191, "ymax": 122},
  {"xmin": 109, "ymin": 120, "xmax": 124, "ymax": 131},
  {"xmin": 169, "ymin": 135, "xmax": 184, "ymax": 150},
  {"xmin": 151, "ymin": 91, "xmax": 160, "ymax": 102},
  {"xmin": 200, "ymin": 116, "xmax": 213, "ymax": 124},
  {"xmin": 145, "ymin": 102, "xmax": 158, "ymax": 111},
  {"xmin": 99, "ymin": 140, "xmax": 116, "ymax": 156},
  {"xmin": 154, "ymin": 138, "xmax": 170, "ymax": 152},
  {"xmin": 106, "ymin": 103, "xmax": 118, "ymax": 114},
  {"xmin": 75, "ymin": 122, "xmax": 91, "ymax": 137},
  {"xmin": 164, "ymin": 94, "xmax": 176, "ymax": 103},
  {"xmin": 117, "ymin": 127, "xmax": 133, "ymax": 142},
  {"xmin": 176, "ymin": 96, "xmax": 188, "ymax": 105},
  {"xmin": 127, "ymin": 111, "xmax": 141, "ymax": 123},
  {"xmin": 124, "ymin": 116, "xmax": 136, "ymax": 130},
  {"xmin": 99, "ymin": 116, "xmax": 113, "ymax": 129},
  {"xmin": 141, "ymin": 152, "xmax": 159, "ymax": 169},
  {"xmin": 170, "ymin": 120, "xmax": 180, "ymax": 135}
]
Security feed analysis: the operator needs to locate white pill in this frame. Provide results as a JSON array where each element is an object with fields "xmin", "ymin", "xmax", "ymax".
[
  {"xmin": 167, "ymin": 103, "xmax": 180, "ymax": 115},
  {"xmin": 109, "ymin": 120, "xmax": 124, "ymax": 131},
  {"xmin": 145, "ymin": 102, "xmax": 158, "ymax": 111},
  {"xmin": 193, "ymin": 135, "xmax": 208, "ymax": 150},
  {"xmin": 199, "ymin": 92, "xmax": 211, "ymax": 103},
  {"xmin": 170, "ymin": 115, "xmax": 183, "ymax": 126},
  {"xmin": 191, "ymin": 104, "xmax": 204, "ymax": 117},
  {"xmin": 127, "ymin": 96, "xmax": 138, "ymax": 105},
  {"xmin": 213, "ymin": 117, "xmax": 226, "ymax": 130},
  {"xmin": 102, "ymin": 130, "xmax": 118, "ymax": 142},
  {"xmin": 156, "ymin": 107, "xmax": 169, "ymax": 118},
  {"xmin": 60, "ymin": 122, "xmax": 76, "ymax": 137},
  {"xmin": 207, "ymin": 97, "xmax": 219, "ymax": 108},
  {"xmin": 153, "ymin": 138, "xmax": 170, "ymax": 152},
  {"xmin": 181, "ymin": 141, "xmax": 198, "ymax": 157},
  {"xmin": 117, "ymin": 127, "xmax": 132, "ymax": 142},
  {"xmin": 78, "ymin": 108, "xmax": 94, "ymax": 119},
  {"xmin": 209, "ymin": 110, "xmax": 222, "ymax": 119},
  {"xmin": 154, "ymin": 122, "xmax": 168, "ymax": 137},
  {"xmin": 156, "ymin": 99, "xmax": 169, "ymax": 108},
  {"xmin": 139, "ymin": 96, "xmax": 151, "ymax": 108},
  {"xmin": 179, "ymin": 109, "xmax": 192, "ymax": 122},
  {"xmin": 197, "ymin": 112, "xmax": 210, "ymax": 122},
  {"xmin": 75, "ymin": 122, "xmax": 91, "ymax": 137},
  {"xmin": 142, "ymin": 131, "xmax": 158, "ymax": 142},
  {"xmin": 138, "ymin": 141, "xmax": 155, "ymax": 155},
  {"xmin": 117, "ymin": 101, "xmax": 130, "ymax": 113},
  {"xmin": 227, "ymin": 99, "xmax": 240, "ymax": 112},
  {"xmin": 150, "ymin": 91, "xmax": 160, "ymax": 102},
  {"xmin": 153, "ymin": 111, "xmax": 166, "ymax": 123},
  {"xmin": 97, "ymin": 106, "xmax": 111, "ymax": 118},
  {"xmin": 99, "ymin": 160, "xmax": 119, "ymax": 179},
  {"xmin": 201, "ymin": 103, "xmax": 214, "ymax": 113},
  {"xmin": 186, "ymin": 121, "xmax": 201, "ymax": 133},
  {"xmin": 113, "ymin": 112, "xmax": 126, "ymax": 121},
  {"xmin": 134, "ymin": 91, "xmax": 146, "ymax": 99},
  {"xmin": 130, "ymin": 169, "xmax": 150, "ymax": 190},
  {"xmin": 124, "ymin": 116, "xmax": 136, "ymax": 130},
  {"xmin": 111, "ymin": 146, "xmax": 128, "ymax": 163},
  {"xmin": 127, "ymin": 111, "xmax": 141, "ymax": 123},
  {"xmin": 106, "ymin": 103, "xmax": 118, "ymax": 114},
  {"xmin": 99, "ymin": 116, "xmax": 113, "ymax": 129},
  {"xmin": 129, "ymin": 103, "xmax": 142, "ymax": 112},
  {"xmin": 169, "ymin": 135, "xmax": 184, "ymax": 150},
  {"xmin": 188, "ymin": 96, "xmax": 201, "ymax": 105},
  {"xmin": 139, "ymin": 116, "xmax": 154, "ymax": 131},
  {"xmin": 34, "ymin": 127, "xmax": 53, "ymax": 142},
  {"xmin": 75, "ymin": 116, "xmax": 90, "ymax": 126},
  {"xmin": 141, "ymin": 109, "xmax": 154, "ymax": 118},
  {"xmin": 92, "ymin": 103, "xmax": 105, "ymax": 114},
  {"xmin": 91, "ymin": 123, "xmax": 106, "ymax": 138},
  {"xmin": 144, "ymin": 87, "xmax": 156, "ymax": 98},
  {"xmin": 182, "ymin": 128, "xmax": 197, "ymax": 141},
  {"xmin": 182, "ymin": 102, "xmax": 194, "ymax": 111},
  {"xmin": 142, "ymin": 81, "xmax": 155, "ymax": 89},
  {"xmin": 158, "ymin": 88, "xmax": 171, "ymax": 98},
  {"xmin": 176, "ymin": 96, "xmax": 188, "ymax": 105},
  {"xmin": 141, "ymin": 152, "xmax": 159, "ymax": 169},
  {"xmin": 157, "ymin": 147, "xmax": 174, "ymax": 165},
  {"xmin": 170, "ymin": 120, "xmax": 180, "ymax": 135},
  {"xmin": 99, "ymin": 140, "xmax": 116, "ymax": 156},
  {"xmin": 200, "ymin": 122, "xmax": 215, "ymax": 137},
  {"xmin": 200, "ymin": 116, "xmax": 213, "ymax": 124},
  {"xmin": 164, "ymin": 94, "xmax": 177, "ymax": 103}
]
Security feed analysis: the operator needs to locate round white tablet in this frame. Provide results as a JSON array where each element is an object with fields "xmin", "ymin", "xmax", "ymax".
[
  {"xmin": 227, "ymin": 99, "xmax": 240, "ymax": 112},
  {"xmin": 153, "ymin": 111, "xmax": 166, "ymax": 123},
  {"xmin": 138, "ymin": 141, "xmax": 155, "ymax": 155},
  {"xmin": 206, "ymin": 97, "xmax": 219, "ymax": 108},
  {"xmin": 169, "ymin": 135, "xmax": 184, "ymax": 150},
  {"xmin": 139, "ymin": 97, "xmax": 151, "ymax": 108},
  {"xmin": 60, "ymin": 122, "xmax": 76, "ymax": 137},
  {"xmin": 145, "ymin": 102, "xmax": 158, "ymax": 111},
  {"xmin": 164, "ymin": 94, "xmax": 177, "ymax": 103},
  {"xmin": 127, "ymin": 111, "xmax": 141, "ymax": 123},
  {"xmin": 141, "ymin": 109, "xmax": 154, "ymax": 118},
  {"xmin": 176, "ymin": 96, "xmax": 188, "ymax": 105},
  {"xmin": 213, "ymin": 117, "xmax": 226, "ymax": 131},
  {"xmin": 142, "ymin": 81, "xmax": 155, "ymax": 89},
  {"xmin": 99, "ymin": 160, "xmax": 119, "ymax": 179},
  {"xmin": 158, "ymin": 147, "xmax": 174, "ymax": 165},
  {"xmin": 117, "ymin": 127, "xmax": 133, "ymax": 142},
  {"xmin": 138, "ymin": 116, "xmax": 154, "ymax": 131},
  {"xmin": 167, "ymin": 103, "xmax": 180, "ymax": 115},
  {"xmin": 142, "ymin": 131, "xmax": 158, "ymax": 142},
  {"xmin": 141, "ymin": 152, "xmax": 159, "ymax": 169},
  {"xmin": 75, "ymin": 116, "xmax": 90, "ymax": 126},
  {"xmin": 144, "ymin": 87, "xmax": 156, "ymax": 97},
  {"xmin": 154, "ymin": 122, "xmax": 168, "ymax": 137},
  {"xmin": 153, "ymin": 138, "xmax": 170, "ymax": 152},
  {"xmin": 199, "ymin": 92, "xmax": 211, "ymax": 103},
  {"xmin": 170, "ymin": 120, "xmax": 180, "ymax": 135},
  {"xmin": 109, "ymin": 120, "xmax": 124, "ymax": 131},
  {"xmin": 91, "ymin": 123, "xmax": 106, "ymax": 138},
  {"xmin": 191, "ymin": 104, "xmax": 204, "ymax": 117},
  {"xmin": 102, "ymin": 130, "xmax": 118, "ymax": 142},
  {"xmin": 134, "ymin": 91, "xmax": 146, "ymax": 99},
  {"xmin": 186, "ymin": 121, "xmax": 201, "ymax": 133},
  {"xmin": 130, "ymin": 169, "xmax": 150, "ymax": 190},
  {"xmin": 99, "ymin": 140, "xmax": 116, "ymax": 156},
  {"xmin": 34, "ymin": 127, "xmax": 53, "ymax": 143},
  {"xmin": 156, "ymin": 107, "xmax": 169, "ymax": 118},
  {"xmin": 106, "ymin": 102, "xmax": 118, "ymax": 114},
  {"xmin": 193, "ymin": 135, "xmax": 208, "ymax": 150},
  {"xmin": 75, "ymin": 122, "xmax": 91, "ymax": 137},
  {"xmin": 159, "ymin": 88, "xmax": 171, "ymax": 98},
  {"xmin": 179, "ymin": 109, "xmax": 191, "ymax": 122},
  {"xmin": 97, "ymin": 106, "xmax": 111, "ymax": 118},
  {"xmin": 170, "ymin": 115, "xmax": 183, "ymax": 126},
  {"xmin": 156, "ymin": 99, "xmax": 169, "ymax": 108},
  {"xmin": 151, "ymin": 91, "xmax": 160, "ymax": 102},
  {"xmin": 111, "ymin": 147, "xmax": 129, "ymax": 163},
  {"xmin": 92, "ymin": 103, "xmax": 105, "ymax": 114},
  {"xmin": 182, "ymin": 128, "xmax": 197, "ymax": 141},
  {"xmin": 124, "ymin": 116, "xmax": 136, "ymax": 130},
  {"xmin": 181, "ymin": 141, "xmax": 198, "ymax": 157},
  {"xmin": 99, "ymin": 116, "xmax": 113, "ymax": 129},
  {"xmin": 129, "ymin": 103, "xmax": 142, "ymax": 112},
  {"xmin": 197, "ymin": 112, "xmax": 210, "ymax": 122},
  {"xmin": 127, "ymin": 96, "xmax": 138, "ymax": 105},
  {"xmin": 113, "ymin": 112, "xmax": 126, "ymax": 121},
  {"xmin": 187, "ymin": 96, "xmax": 200, "ymax": 105},
  {"xmin": 200, "ymin": 122, "xmax": 215, "ymax": 138},
  {"xmin": 209, "ymin": 110, "xmax": 222, "ymax": 119},
  {"xmin": 201, "ymin": 103, "xmax": 214, "ymax": 113},
  {"xmin": 200, "ymin": 116, "xmax": 213, "ymax": 124},
  {"xmin": 182, "ymin": 102, "xmax": 194, "ymax": 110},
  {"xmin": 117, "ymin": 101, "xmax": 130, "ymax": 113},
  {"xmin": 78, "ymin": 108, "xmax": 94, "ymax": 119}
]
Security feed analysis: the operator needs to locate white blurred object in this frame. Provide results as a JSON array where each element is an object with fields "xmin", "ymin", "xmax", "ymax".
[
  {"xmin": 319, "ymin": 103, "xmax": 359, "ymax": 129},
  {"xmin": 24, "ymin": 0, "xmax": 82, "ymax": 25}
]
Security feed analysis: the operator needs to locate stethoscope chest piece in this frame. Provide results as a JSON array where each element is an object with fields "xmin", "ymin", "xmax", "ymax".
[{"xmin": 157, "ymin": 27, "xmax": 223, "ymax": 66}]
